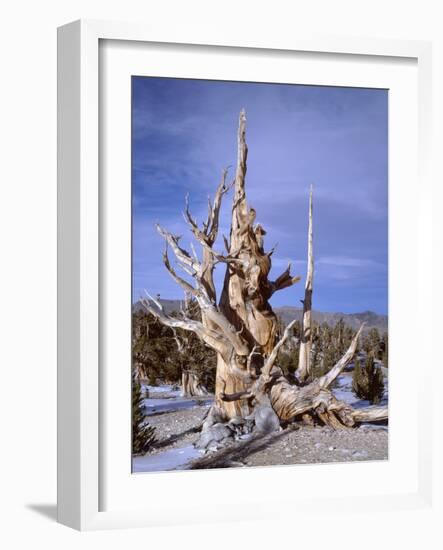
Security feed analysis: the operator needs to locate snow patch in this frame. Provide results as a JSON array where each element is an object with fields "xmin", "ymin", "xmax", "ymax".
[
  {"xmin": 332, "ymin": 373, "xmax": 388, "ymax": 409},
  {"xmin": 141, "ymin": 384, "xmax": 182, "ymax": 397},
  {"xmin": 143, "ymin": 396, "xmax": 213, "ymax": 415},
  {"xmin": 132, "ymin": 445, "xmax": 202, "ymax": 473}
]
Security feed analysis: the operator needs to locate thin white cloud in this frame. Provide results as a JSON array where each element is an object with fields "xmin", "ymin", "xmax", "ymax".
[
  {"xmin": 271, "ymin": 257, "xmax": 306, "ymax": 269},
  {"xmin": 317, "ymin": 256, "xmax": 384, "ymax": 268}
]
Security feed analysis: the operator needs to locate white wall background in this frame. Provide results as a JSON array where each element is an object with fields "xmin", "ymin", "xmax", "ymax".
[{"xmin": 0, "ymin": 1, "xmax": 441, "ymax": 547}]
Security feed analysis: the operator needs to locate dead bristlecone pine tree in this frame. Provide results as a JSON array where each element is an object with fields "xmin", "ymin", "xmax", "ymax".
[
  {"xmin": 295, "ymin": 185, "xmax": 314, "ymax": 384},
  {"xmin": 142, "ymin": 110, "xmax": 388, "ymax": 449}
]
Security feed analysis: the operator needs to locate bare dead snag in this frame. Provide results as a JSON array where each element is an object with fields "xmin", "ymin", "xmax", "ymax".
[
  {"xmin": 182, "ymin": 371, "xmax": 209, "ymax": 397},
  {"xmin": 296, "ymin": 185, "xmax": 314, "ymax": 383}
]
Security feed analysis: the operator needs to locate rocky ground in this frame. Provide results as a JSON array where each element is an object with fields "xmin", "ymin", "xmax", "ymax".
[
  {"xmin": 135, "ymin": 389, "xmax": 388, "ymax": 472},
  {"xmin": 189, "ymin": 422, "xmax": 388, "ymax": 469},
  {"xmin": 145, "ymin": 400, "xmax": 210, "ymax": 453}
]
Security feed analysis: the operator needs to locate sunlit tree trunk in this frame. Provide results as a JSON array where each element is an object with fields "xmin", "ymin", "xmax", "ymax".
[{"xmin": 296, "ymin": 186, "xmax": 314, "ymax": 383}]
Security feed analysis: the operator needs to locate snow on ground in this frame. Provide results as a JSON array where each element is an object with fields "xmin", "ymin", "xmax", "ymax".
[
  {"xmin": 133, "ymin": 371, "xmax": 389, "ymax": 473},
  {"xmin": 143, "ymin": 396, "xmax": 213, "ymax": 415},
  {"xmin": 331, "ymin": 372, "xmax": 388, "ymax": 410},
  {"xmin": 141, "ymin": 383, "xmax": 182, "ymax": 396},
  {"xmin": 140, "ymin": 383, "xmax": 213, "ymax": 415},
  {"xmin": 134, "ymin": 385, "xmax": 212, "ymax": 472},
  {"xmin": 133, "ymin": 445, "xmax": 203, "ymax": 473}
]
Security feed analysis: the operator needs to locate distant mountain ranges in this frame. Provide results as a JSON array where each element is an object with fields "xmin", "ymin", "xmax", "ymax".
[
  {"xmin": 275, "ymin": 306, "xmax": 387, "ymax": 333},
  {"xmin": 133, "ymin": 299, "xmax": 388, "ymax": 333}
]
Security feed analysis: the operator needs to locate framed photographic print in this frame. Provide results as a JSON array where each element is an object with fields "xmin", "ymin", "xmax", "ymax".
[{"xmin": 57, "ymin": 20, "xmax": 433, "ymax": 530}]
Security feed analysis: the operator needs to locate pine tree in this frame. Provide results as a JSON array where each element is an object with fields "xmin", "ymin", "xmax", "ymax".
[
  {"xmin": 381, "ymin": 332, "xmax": 389, "ymax": 369},
  {"xmin": 368, "ymin": 327, "xmax": 382, "ymax": 359},
  {"xmin": 309, "ymin": 323, "xmax": 336, "ymax": 379},
  {"xmin": 309, "ymin": 328, "xmax": 320, "ymax": 381},
  {"xmin": 352, "ymin": 355, "xmax": 363, "ymax": 396},
  {"xmin": 352, "ymin": 353, "xmax": 385, "ymax": 404},
  {"xmin": 132, "ymin": 304, "xmax": 217, "ymax": 390},
  {"xmin": 333, "ymin": 318, "xmax": 345, "ymax": 357},
  {"xmin": 132, "ymin": 369, "xmax": 156, "ymax": 454}
]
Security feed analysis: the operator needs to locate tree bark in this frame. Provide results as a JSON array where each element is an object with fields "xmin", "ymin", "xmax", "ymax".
[
  {"xmin": 215, "ymin": 110, "xmax": 274, "ymax": 417},
  {"xmin": 213, "ymin": 110, "xmax": 301, "ymax": 419}
]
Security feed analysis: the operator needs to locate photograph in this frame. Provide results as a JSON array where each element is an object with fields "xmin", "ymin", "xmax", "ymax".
[{"xmin": 131, "ymin": 76, "xmax": 389, "ymax": 473}]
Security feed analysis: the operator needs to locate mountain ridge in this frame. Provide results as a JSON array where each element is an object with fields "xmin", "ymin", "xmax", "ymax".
[{"xmin": 133, "ymin": 299, "xmax": 388, "ymax": 333}]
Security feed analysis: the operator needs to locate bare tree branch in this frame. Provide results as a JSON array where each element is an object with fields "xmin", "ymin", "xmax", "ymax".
[
  {"xmin": 318, "ymin": 324, "xmax": 365, "ymax": 389},
  {"xmin": 154, "ymin": 227, "xmax": 250, "ymax": 357},
  {"xmin": 183, "ymin": 168, "xmax": 233, "ymax": 246},
  {"xmin": 351, "ymin": 405, "xmax": 388, "ymax": 423},
  {"xmin": 161, "ymin": 245, "xmax": 197, "ymax": 296},
  {"xmin": 141, "ymin": 292, "xmax": 230, "ymax": 356},
  {"xmin": 247, "ymin": 345, "xmax": 261, "ymax": 371},
  {"xmin": 181, "ymin": 168, "xmax": 235, "ymax": 310},
  {"xmin": 156, "ymin": 224, "xmax": 200, "ymax": 273},
  {"xmin": 171, "ymin": 326, "xmax": 186, "ymax": 353},
  {"xmin": 206, "ymin": 168, "xmax": 234, "ymax": 244},
  {"xmin": 270, "ymin": 262, "xmax": 301, "ymax": 295},
  {"xmin": 219, "ymin": 389, "xmax": 254, "ymax": 402},
  {"xmin": 262, "ymin": 319, "xmax": 297, "ymax": 377}
]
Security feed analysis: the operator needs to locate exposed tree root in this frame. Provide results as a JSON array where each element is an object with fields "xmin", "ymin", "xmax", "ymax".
[{"xmin": 197, "ymin": 326, "xmax": 388, "ymax": 445}]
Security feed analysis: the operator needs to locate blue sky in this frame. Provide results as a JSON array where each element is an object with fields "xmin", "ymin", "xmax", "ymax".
[{"xmin": 132, "ymin": 77, "xmax": 388, "ymax": 315}]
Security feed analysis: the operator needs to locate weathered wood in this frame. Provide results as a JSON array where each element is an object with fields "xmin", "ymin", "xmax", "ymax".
[
  {"xmin": 296, "ymin": 186, "xmax": 314, "ymax": 383},
  {"xmin": 182, "ymin": 371, "xmax": 209, "ymax": 397},
  {"xmin": 351, "ymin": 406, "xmax": 388, "ymax": 423},
  {"xmin": 262, "ymin": 320, "xmax": 297, "ymax": 377},
  {"xmin": 318, "ymin": 324, "xmax": 364, "ymax": 389}
]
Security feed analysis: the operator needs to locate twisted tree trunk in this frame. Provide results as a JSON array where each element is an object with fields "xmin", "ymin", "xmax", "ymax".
[{"xmin": 215, "ymin": 110, "xmax": 284, "ymax": 418}]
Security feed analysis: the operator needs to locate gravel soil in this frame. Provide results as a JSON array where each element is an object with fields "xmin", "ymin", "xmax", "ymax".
[
  {"xmin": 143, "ymin": 400, "xmax": 210, "ymax": 455},
  {"xmin": 142, "ymin": 397, "xmax": 388, "ymax": 470}
]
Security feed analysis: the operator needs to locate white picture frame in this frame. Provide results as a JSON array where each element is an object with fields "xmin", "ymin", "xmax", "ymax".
[{"xmin": 57, "ymin": 19, "xmax": 433, "ymax": 531}]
